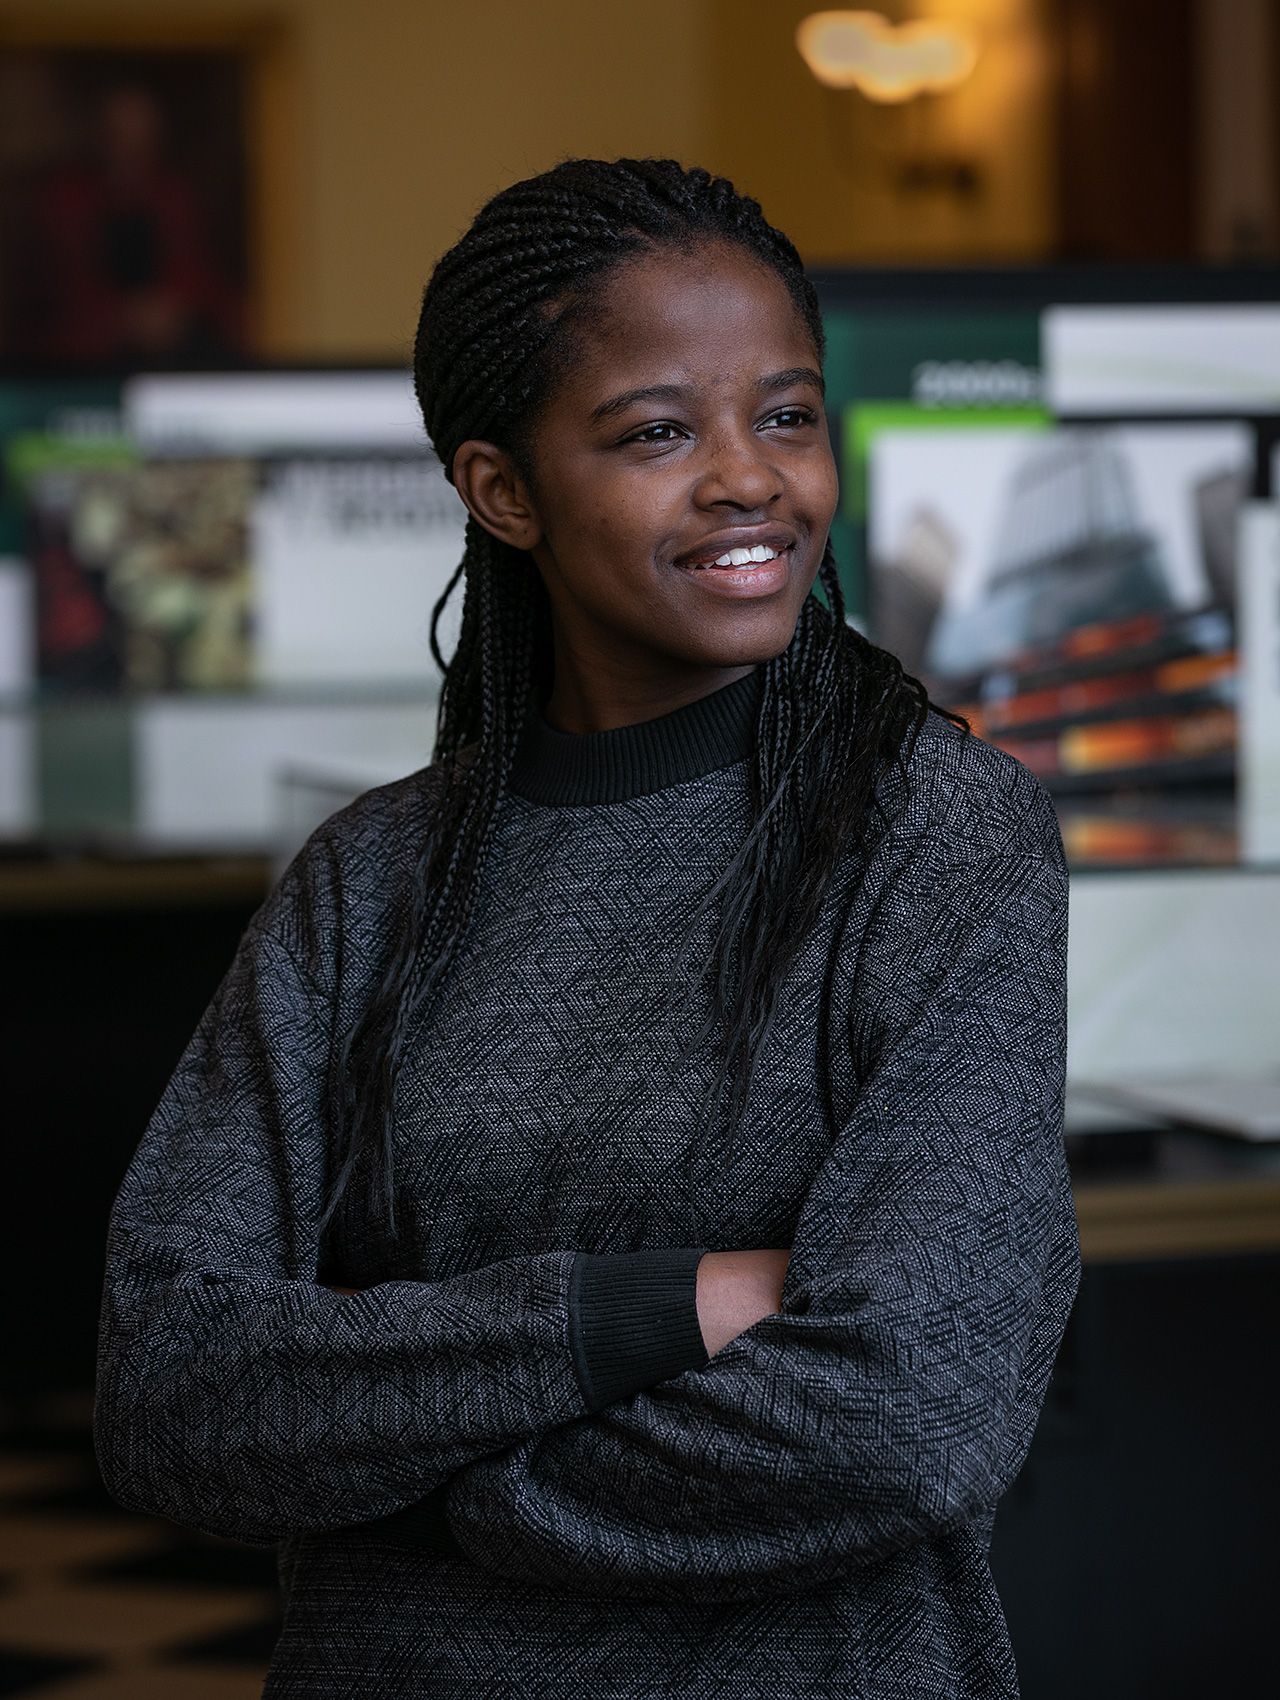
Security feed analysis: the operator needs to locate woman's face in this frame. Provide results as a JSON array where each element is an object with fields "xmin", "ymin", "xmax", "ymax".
[{"xmin": 456, "ymin": 237, "xmax": 839, "ymax": 722}]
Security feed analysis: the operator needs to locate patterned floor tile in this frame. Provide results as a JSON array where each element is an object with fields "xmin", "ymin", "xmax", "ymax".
[
  {"xmin": 0, "ymin": 1462, "xmax": 87, "ymax": 1504},
  {"xmin": 163, "ymin": 1618, "xmax": 282, "ymax": 1667},
  {"xmin": 0, "ymin": 1517, "xmax": 172, "ymax": 1579},
  {"xmin": 0, "ymin": 1583, "xmax": 275, "ymax": 1661},
  {"xmin": 0, "ymin": 1649, "xmax": 102, "ymax": 1698},
  {"xmin": 12, "ymin": 1666, "xmax": 267, "ymax": 1700},
  {"xmin": 76, "ymin": 1538, "xmax": 278, "ymax": 1591},
  {"xmin": 0, "ymin": 1393, "xmax": 279, "ymax": 1695}
]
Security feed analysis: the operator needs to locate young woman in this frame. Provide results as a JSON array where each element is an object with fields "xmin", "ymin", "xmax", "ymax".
[{"xmin": 94, "ymin": 158, "xmax": 1078, "ymax": 1698}]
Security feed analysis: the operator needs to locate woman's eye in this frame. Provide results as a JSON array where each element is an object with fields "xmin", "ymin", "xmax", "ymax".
[
  {"xmin": 763, "ymin": 407, "xmax": 816, "ymax": 430},
  {"xmin": 625, "ymin": 422, "xmax": 685, "ymax": 445}
]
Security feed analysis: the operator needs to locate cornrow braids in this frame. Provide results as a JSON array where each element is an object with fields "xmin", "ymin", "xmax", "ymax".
[{"xmin": 319, "ymin": 157, "xmax": 967, "ymax": 1244}]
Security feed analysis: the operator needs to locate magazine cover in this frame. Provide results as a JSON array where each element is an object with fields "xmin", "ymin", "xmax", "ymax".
[
  {"xmin": 869, "ymin": 421, "xmax": 1253, "ymax": 866},
  {"xmin": 31, "ymin": 457, "xmax": 255, "ymax": 691}
]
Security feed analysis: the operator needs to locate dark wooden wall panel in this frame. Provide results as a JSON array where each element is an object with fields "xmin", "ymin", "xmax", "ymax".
[{"xmin": 1054, "ymin": 0, "xmax": 1197, "ymax": 259}]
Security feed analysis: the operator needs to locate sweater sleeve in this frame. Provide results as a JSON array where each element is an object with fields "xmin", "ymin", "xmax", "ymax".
[
  {"xmin": 440, "ymin": 773, "xmax": 1080, "ymax": 1602},
  {"xmin": 92, "ymin": 832, "xmax": 708, "ymax": 1550}
]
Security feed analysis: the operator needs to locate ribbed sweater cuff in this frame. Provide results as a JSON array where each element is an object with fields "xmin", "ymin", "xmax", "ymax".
[{"xmin": 568, "ymin": 1246, "xmax": 710, "ymax": 1414}]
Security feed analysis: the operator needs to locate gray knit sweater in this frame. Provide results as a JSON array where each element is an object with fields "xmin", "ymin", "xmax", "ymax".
[{"xmin": 94, "ymin": 655, "xmax": 1079, "ymax": 1699}]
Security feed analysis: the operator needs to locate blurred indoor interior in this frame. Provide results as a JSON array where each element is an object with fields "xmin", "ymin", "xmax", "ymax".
[{"xmin": 0, "ymin": 1, "xmax": 1277, "ymax": 1696}]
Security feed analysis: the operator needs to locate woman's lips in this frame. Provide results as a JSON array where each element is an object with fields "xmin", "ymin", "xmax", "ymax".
[{"xmin": 674, "ymin": 543, "xmax": 793, "ymax": 598}]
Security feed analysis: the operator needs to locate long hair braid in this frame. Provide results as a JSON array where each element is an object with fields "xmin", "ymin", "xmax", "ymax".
[{"xmin": 319, "ymin": 157, "xmax": 967, "ymax": 1243}]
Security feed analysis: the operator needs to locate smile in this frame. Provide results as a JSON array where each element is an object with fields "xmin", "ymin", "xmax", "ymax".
[
  {"xmin": 682, "ymin": 544, "xmax": 787, "ymax": 570},
  {"xmin": 673, "ymin": 542, "xmax": 793, "ymax": 600}
]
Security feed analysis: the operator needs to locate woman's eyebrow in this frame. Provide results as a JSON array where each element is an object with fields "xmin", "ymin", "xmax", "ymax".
[
  {"xmin": 590, "ymin": 383, "xmax": 689, "ymax": 424},
  {"xmin": 590, "ymin": 366, "xmax": 825, "ymax": 425},
  {"xmin": 760, "ymin": 365, "xmax": 825, "ymax": 397}
]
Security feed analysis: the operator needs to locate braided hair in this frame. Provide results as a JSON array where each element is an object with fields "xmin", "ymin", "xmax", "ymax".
[{"xmin": 319, "ymin": 157, "xmax": 967, "ymax": 1243}]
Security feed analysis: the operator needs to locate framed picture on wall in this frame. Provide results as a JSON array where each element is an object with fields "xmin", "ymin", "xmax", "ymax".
[{"xmin": 0, "ymin": 45, "xmax": 253, "ymax": 364}]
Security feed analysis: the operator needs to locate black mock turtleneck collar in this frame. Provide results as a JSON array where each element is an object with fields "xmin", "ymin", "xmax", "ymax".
[{"xmin": 507, "ymin": 664, "xmax": 764, "ymax": 806}]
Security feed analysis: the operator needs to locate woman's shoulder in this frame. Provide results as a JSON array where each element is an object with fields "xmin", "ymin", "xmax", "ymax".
[
  {"xmin": 889, "ymin": 705, "xmax": 1065, "ymax": 869},
  {"xmin": 304, "ymin": 755, "xmax": 455, "ymax": 872},
  {"xmin": 253, "ymin": 755, "xmax": 458, "ymax": 974}
]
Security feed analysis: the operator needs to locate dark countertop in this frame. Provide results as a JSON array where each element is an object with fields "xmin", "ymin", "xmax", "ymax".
[{"xmin": 1065, "ymin": 1090, "xmax": 1280, "ymax": 1261}]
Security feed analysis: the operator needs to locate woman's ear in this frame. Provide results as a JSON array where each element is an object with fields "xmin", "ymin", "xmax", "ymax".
[{"xmin": 451, "ymin": 441, "xmax": 543, "ymax": 551}]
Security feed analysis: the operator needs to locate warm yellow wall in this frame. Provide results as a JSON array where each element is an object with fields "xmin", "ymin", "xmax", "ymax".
[
  {"xmin": 0, "ymin": 0, "xmax": 709, "ymax": 356},
  {"xmin": 280, "ymin": 0, "xmax": 711, "ymax": 356},
  {"xmin": 1, "ymin": 0, "xmax": 1058, "ymax": 358},
  {"xmin": 701, "ymin": 0, "xmax": 1057, "ymax": 266}
]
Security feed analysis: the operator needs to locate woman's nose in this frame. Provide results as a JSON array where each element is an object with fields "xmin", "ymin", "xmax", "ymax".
[{"xmin": 695, "ymin": 431, "xmax": 783, "ymax": 509}]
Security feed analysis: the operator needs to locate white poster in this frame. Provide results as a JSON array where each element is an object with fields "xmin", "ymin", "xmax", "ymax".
[
  {"xmin": 0, "ymin": 557, "xmax": 33, "ymax": 694},
  {"xmin": 124, "ymin": 370, "xmax": 425, "ymax": 454},
  {"xmin": 134, "ymin": 696, "xmax": 438, "ymax": 849},
  {"xmin": 0, "ymin": 709, "xmax": 34, "ymax": 837},
  {"xmin": 1238, "ymin": 500, "xmax": 1280, "ymax": 864},
  {"xmin": 1045, "ymin": 305, "xmax": 1280, "ymax": 415},
  {"xmin": 1067, "ymin": 868, "xmax": 1280, "ymax": 1082},
  {"xmin": 0, "ymin": 558, "xmax": 34, "ymax": 835},
  {"xmin": 251, "ymin": 457, "xmax": 467, "ymax": 687}
]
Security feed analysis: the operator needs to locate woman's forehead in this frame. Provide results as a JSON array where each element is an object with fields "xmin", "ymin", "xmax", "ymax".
[{"xmin": 571, "ymin": 243, "xmax": 816, "ymax": 379}]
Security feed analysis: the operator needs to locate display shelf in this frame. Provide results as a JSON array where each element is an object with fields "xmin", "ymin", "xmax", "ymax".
[
  {"xmin": 1067, "ymin": 1122, "xmax": 1280, "ymax": 1262},
  {"xmin": 0, "ymin": 853, "xmax": 272, "ymax": 911}
]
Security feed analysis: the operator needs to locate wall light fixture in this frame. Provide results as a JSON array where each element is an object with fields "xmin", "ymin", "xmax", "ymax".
[{"xmin": 795, "ymin": 9, "xmax": 979, "ymax": 103}]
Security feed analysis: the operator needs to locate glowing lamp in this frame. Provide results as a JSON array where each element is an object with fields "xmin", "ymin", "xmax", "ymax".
[{"xmin": 795, "ymin": 10, "xmax": 979, "ymax": 103}]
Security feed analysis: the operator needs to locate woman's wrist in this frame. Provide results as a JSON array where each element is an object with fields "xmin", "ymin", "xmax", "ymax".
[
  {"xmin": 696, "ymin": 1248, "xmax": 789, "ymax": 1358},
  {"xmin": 569, "ymin": 1246, "xmax": 710, "ymax": 1412}
]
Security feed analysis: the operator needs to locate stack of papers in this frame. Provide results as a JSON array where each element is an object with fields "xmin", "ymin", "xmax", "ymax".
[{"xmin": 1072, "ymin": 1078, "xmax": 1280, "ymax": 1142}]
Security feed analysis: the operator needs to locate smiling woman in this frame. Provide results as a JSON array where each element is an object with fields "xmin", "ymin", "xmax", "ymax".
[
  {"xmin": 450, "ymin": 237, "xmax": 838, "ymax": 694},
  {"xmin": 93, "ymin": 158, "xmax": 1078, "ymax": 1700}
]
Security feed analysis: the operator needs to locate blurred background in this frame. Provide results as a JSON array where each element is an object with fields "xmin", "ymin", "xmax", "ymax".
[{"xmin": 1, "ymin": 1, "xmax": 1277, "ymax": 1696}]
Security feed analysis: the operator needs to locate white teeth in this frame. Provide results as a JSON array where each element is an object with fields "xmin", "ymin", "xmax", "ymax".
[{"xmin": 691, "ymin": 543, "xmax": 784, "ymax": 569}]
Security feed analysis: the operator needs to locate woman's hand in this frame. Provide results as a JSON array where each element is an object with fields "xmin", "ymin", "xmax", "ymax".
[
  {"xmin": 695, "ymin": 1248, "xmax": 790, "ymax": 1358},
  {"xmin": 320, "ymin": 1250, "xmax": 794, "ymax": 1355}
]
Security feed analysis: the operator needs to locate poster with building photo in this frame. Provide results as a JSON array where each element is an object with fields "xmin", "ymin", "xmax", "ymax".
[
  {"xmin": 869, "ymin": 421, "xmax": 1254, "ymax": 867},
  {"xmin": 818, "ymin": 298, "xmax": 1046, "ymax": 622}
]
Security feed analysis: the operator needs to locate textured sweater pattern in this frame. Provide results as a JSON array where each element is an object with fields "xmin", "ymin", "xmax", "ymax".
[{"xmin": 93, "ymin": 658, "xmax": 1079, "ymax": 1698}]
